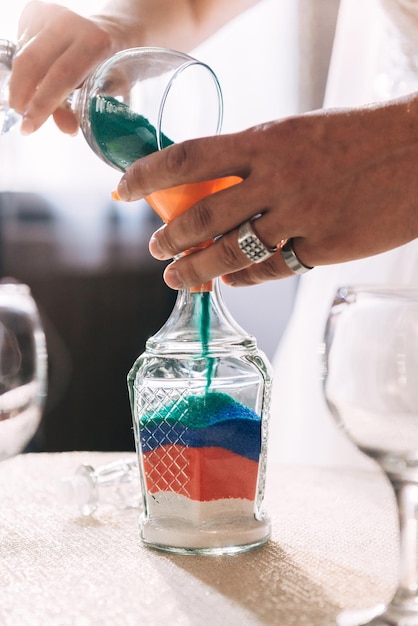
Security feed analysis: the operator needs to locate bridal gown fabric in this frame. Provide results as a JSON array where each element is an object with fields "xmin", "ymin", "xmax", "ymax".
[{"xmin": 270, "ymin": 0, "xmax": 418, "ymax": 469}]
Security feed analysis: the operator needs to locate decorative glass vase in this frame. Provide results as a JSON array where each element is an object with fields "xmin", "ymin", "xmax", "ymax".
[{"xmin": 128, "ymin": 278, "xmax": 272, "ymax": 555}]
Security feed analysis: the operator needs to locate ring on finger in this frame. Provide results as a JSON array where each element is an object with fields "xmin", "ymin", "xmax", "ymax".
[
  {"xmin": 280, "ymin": 238, "xmax": 313, "ymax": 274},
  {"xmin": 237, "ymin": 220, "xmax": 277, "ymax": 264}
]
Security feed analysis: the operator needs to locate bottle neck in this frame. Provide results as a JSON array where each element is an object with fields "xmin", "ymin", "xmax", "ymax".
[{"xmin": 146, "ymin": 278, "xmax": 256, "ymax": 355}]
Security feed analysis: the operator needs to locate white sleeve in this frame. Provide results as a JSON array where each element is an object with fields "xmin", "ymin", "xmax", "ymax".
[{"xmin": 325, "ymin": 0, "xmax": 418, "ymax": 108}]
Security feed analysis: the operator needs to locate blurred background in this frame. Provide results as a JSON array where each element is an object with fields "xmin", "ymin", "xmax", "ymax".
[{"xmin": 0, "ymin": 0, "xmax": 339, "ymax": 452}]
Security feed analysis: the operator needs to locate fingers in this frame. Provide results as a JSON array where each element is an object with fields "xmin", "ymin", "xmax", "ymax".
[
  {"xmin": 16, "ymin": 0, "xmax": 46, "ymax": 44},
  {"xmin": 155, "ymin": 221, "xmax": 290, "ymax": 290},
  {"xmin": 21, "ymin": 42, "xmax": 101, "ymax": 133},
  {"xmin": 148, "ymin": 184, "xmax": 280, "ymax": 261},
  {"xmin": 116, "ymin": 133, "xmax": 251, "ymax": 200},
  {"xmin": 52, "ymin": 105, "xmax": 79, "ymax": 135},
  {"xmin": 12, "ymin": 44, "xmax": 76, "ymax": 133},
  {"xmin": 11, "ymin": 2, "xmax": 70, "ymax": 112},
  {"xmin": 222, "ymin": 251, "xmax": 296, "ymax": 287},
  {"xmin": 9, "ymin": 2, "xmax": 113, "ymax": 134},
  {"xmin": 162, "ymin": 245, "xmax": 295, "ymax": 290},
  {"xmin": 10, "ymin": 35, "xmax": 67, "ymax": 116}
]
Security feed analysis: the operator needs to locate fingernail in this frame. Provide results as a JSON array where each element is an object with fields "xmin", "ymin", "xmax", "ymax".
[
  {"xmin": 111, "ymin": 190, "xmax": 121, "ymax": 201},
  {"xmin": 20, "ymin": 116, "xmax": 35, "ymax": 135},
  {"xmin": 164, "ymin": 266, "xmax": 184, "ymax": 290},
  {"xmin": 116, "ymin": 179, "xmax": 129, "ymax": 201},
  {"xmin": 222, "ymin": 275, "xmax": 236, "ymax": 287},
  {"xmin": 149, "ymin": 235, "xmax": 165, "ymax": 260}
]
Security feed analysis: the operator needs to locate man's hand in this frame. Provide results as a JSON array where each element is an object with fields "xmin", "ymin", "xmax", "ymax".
[{"xmin": 116, "ymin": 96, "xmax": 418, "ymax": 289}]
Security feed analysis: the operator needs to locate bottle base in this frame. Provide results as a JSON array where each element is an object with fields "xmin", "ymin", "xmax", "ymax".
[{"xmin": 139, "ymin": 513, "xmax": 271, "ymax": 555}]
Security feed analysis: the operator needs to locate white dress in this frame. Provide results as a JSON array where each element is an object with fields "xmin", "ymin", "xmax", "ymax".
[{"xmin": 270, "ymin": 0, "xmax": 418, "ymax": 469}]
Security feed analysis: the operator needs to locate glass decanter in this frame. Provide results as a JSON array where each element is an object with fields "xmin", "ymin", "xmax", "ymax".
[{"xmin": 128, "ymin": 276, "xmax": 272, "ymax": 555}]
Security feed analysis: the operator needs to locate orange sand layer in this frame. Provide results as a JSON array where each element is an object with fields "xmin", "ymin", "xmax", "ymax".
[{"xmin": 142, "ymin": 444, "xmax": 258, "ymax": 501}]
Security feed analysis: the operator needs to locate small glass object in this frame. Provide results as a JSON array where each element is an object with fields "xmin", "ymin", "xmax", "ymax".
[
  {"xmin": 323, "ymin": 286, "xmax": 418, "ymax": 626},
  {"xmin": 0, "ymin": 281, "xmax": 47, "ymax": 461},
  {"xmin": 60, "ymin": 457, "xmax": 140, "ymax": 516}
]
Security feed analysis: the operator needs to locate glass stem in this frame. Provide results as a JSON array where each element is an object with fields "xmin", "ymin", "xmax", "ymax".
[{"xmin": 390, "ymin": 478, "xmax": 418, "ymax": 609}]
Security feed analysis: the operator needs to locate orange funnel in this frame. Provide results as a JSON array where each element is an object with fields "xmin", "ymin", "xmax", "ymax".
[{"xmin": 145, "ymin": 176, "xmax": 241, "ymax": 292}]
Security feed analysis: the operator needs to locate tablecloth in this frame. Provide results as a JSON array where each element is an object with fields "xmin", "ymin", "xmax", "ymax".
[{"xmin": 0, "ymin": 452, "xmax": 399, "ymax": 626}]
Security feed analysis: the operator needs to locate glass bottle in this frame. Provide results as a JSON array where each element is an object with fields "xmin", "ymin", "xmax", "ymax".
[{"xmin": 128, "ymin": 278, "xmax": 272, "ymax": 555}]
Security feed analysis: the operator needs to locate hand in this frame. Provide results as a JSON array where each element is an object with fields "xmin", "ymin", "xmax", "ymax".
[
  {"xmin": 116, "ymin": 95, "xmax": 418, "ymax": 289},
  {"xmin": 9, "ymin": 0, "xmax": 120, "ymax": 134}
]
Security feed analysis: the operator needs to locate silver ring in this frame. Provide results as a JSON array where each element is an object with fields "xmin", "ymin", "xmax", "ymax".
[
  {"xmin": 281, "ymin": 238, "xmax": 313, "ymax": 274},
  {"xmin": 237, "ymin": 220, "xmax": 277, "ymax": 263}
]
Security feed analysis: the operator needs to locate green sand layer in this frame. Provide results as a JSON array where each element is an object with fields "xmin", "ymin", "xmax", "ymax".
[
  {"xmin": 140, "ymin": 391, "xmax": 259, "ymax": 429},
  {"xmin": 89, "ymin": 94, "xmax": 173, "ymax": 170}
]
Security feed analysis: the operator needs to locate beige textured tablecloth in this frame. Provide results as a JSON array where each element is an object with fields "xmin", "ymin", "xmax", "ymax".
[{"xmin": 0, "ymin": 452, "xmax": 399, "ymax": 626}]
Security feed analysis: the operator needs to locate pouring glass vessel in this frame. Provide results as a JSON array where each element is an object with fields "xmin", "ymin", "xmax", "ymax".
[
  {"xmin": 0, "ymin": 38, "xmax": 236, "ymax": 280},
  {"xmin": 0, "ymin": 39, "xmax": 223, "ymax": 161}
]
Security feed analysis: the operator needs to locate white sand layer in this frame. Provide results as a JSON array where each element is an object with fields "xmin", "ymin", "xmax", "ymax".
[{"xmin": 141, "ymin": 491, "xmax": 271, "ymax": 552}]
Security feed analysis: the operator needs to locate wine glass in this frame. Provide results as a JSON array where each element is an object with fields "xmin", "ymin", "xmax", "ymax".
[
  {"xmin": 322, "ymin": 286, "xmax": 418, "ymax": 626},
  {"xmin": 0, "ymin": 281, "xmax": 47, "ymax": 461}
]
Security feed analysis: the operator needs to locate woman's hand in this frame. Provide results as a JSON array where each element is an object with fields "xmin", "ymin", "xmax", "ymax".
[
  {"xmin": 8, "ymin": 0, "xmax": 255, "ymax": 136},
  {"xmin": 9, "ymin": 0, "xmax": 121, "ymax": 135},
  {"xmin": 116, "ymin": 95, "xmax": 418, "ymax": 289}
]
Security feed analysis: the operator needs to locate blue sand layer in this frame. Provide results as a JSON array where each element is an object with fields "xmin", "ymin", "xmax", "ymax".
[
  {"xmin": 140, "ymin": 417, "xmax": 261, "ymax": 461},
  {"xmin": 139, "ymin": 392, "xmax": 261, "ymax": 462}
]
